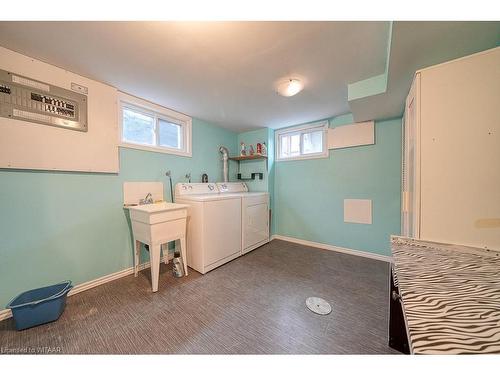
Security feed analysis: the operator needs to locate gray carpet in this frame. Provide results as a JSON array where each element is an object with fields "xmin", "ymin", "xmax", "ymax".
[{"xmin": 0, "ymin": 239, "xmax": 398, "ymax": 354}]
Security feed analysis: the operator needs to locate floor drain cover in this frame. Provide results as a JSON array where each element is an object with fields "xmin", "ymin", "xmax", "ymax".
[{"xmin": 306, "ymin": 297, "xmax": 332, "ymax": 315}]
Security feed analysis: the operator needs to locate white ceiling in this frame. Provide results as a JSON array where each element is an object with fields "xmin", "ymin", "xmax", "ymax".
[
  {"xmin": 2, "ymin": 21, "xmax": 497, "ymax": 132},
  {"xmin": 0, "ymin": 21, "xmax": 390, "ymax": 132}
]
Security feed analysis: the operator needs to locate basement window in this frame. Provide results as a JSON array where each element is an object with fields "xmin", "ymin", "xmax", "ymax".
[
  {"xmin": 275, "ymin": 121, "xmax": 328, "ymax": 161},
  {"xmin": 119, "ymin": 92, "xmax": 192, "ymax": 157}
]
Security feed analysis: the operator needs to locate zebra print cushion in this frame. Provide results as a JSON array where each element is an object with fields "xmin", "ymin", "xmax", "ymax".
[{"xmin": 391, "ymin": 236, "xmax": 500, "ymax": 354}]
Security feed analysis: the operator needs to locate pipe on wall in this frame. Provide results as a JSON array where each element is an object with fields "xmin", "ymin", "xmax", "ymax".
[{"xmin": 219, "ymin": 146, "xmax": 229, "ymax": 182}]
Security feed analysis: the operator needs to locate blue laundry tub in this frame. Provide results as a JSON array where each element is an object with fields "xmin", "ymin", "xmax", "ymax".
[{"xmin": 6, "ymin": 281, "xmax": 73, "ymax": 330}]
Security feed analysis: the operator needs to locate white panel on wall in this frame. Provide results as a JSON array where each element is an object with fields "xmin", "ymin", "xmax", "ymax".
[
  {"xmin": 328, "ymin": 120, "xmax": 374, "ymax": 149},
  {"xmin": 123, "ymin": 182, "xmax": 164, "ymax": 205},
  {"xmin": 344, "ymin": 199, "xmax": 372, "ymax": 224},
  {"xmin": 0, "ymin": 46, "xmax": 119, "ymax": 173}
]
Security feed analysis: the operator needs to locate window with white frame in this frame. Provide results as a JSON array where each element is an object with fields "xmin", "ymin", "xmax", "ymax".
[
  {"xmin": 275, "ymin": 121, "xmax": 328, "ymax": 161},
  {"xmin": 119, "ymin": 92, "xmax": 192, "ymax": 157}
]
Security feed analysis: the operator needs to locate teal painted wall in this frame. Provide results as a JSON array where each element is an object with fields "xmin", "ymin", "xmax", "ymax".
[
  {"xmin": 0, "ymin": 118, "xmax": 237, "ymax": 307},
  {"xmin": 273, "ymin": 114, "xmax": 402, "ymax": 256}
]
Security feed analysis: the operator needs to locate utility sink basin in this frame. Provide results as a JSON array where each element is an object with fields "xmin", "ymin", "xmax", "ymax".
[{"xmin": 127, "ymin": 202, "xmax": 189, "ymax": 225}]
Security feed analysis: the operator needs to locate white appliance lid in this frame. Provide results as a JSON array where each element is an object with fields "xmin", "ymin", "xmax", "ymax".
[{"xmin": 217, "ymin": 182, "xmax": 248, "ymax": 193}]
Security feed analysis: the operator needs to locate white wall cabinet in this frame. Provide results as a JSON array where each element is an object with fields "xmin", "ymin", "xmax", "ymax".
[{"xmin": 402, "ymin": 47, "xmax": 500, "ymax": 250}]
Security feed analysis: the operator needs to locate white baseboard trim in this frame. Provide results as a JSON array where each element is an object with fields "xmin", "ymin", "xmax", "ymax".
[
  {"xmin": 270, "ymin": 234, "xmax": 392, "ymax": 263},
  {"xmin": 0, "ymin": 254, "xmax": 172, "ymax": 322}
]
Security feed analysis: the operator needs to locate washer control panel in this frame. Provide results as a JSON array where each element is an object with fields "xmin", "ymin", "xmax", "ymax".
[
  {"xmin": 217, "ymin": 182, "xmax": 248, "ymax": 193},
  {"xmin": 175, "ymin": 183, "xmax": 220, "ymax": 196}
]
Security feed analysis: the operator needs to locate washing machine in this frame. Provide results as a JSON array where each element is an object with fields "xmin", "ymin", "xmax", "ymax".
[
  {"xmin": 216, "ymin": 182, "xmax": 270, "ymax": 254},
  {"xmin": 174, "ymin": 183, "xmax": 242, "ymax": 274}
]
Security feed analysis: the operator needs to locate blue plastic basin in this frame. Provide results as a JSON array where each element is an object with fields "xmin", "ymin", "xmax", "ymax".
[{"xmin": 6, "ymin": 281, "xmax": 73, "ymax": 330}]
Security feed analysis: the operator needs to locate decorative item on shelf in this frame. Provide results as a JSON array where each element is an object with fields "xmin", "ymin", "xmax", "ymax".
[
  {"xmin": 202, "ymin": 173, "xmax": 208, "ymax": 183},
  {"xmin": 256, "ymin": 143, "xmax": 262, "ymax": 155},
  {"xmin": 240, "ymin": 142, "xmax": 247, "ymax": 156},
  {"xmin": 261, "ymin": 142, "xmax": 267, "ymax": 156},
  {"xmin": 249, "ymin": 145, "xmax": 255, "ymax": 155}
]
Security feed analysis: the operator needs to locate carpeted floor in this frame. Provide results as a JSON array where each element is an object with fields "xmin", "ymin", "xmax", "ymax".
[{"xmin": 0, "ymin": 239, "xmax": 398, "ymax": 354}]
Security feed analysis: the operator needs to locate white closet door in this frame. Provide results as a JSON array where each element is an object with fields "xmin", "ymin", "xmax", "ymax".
[
  {"xmin": 419, "ymin": 48, "xmax": 500, "ymax": 250},
  {"xmin": 402, "ymin": 73, "xmax": 421, "ymax": 238}
]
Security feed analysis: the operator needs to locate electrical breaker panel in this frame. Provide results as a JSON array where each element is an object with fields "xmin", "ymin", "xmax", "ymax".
[{"xmin": 0, "ymin": 69, "xmax": 88, "ymax": 132}]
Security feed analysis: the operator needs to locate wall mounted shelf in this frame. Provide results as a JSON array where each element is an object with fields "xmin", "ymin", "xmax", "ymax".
[
  {"xmin": 229, "ymin": 155, "xmax": 268, "ymax": 162},
  {"xmin": 237, "ymin": 173, "xmax": 264, "ymax": 181},
  {"xmin": 229, "ymin": 154, "xmax": 268, "ymax": 180}
]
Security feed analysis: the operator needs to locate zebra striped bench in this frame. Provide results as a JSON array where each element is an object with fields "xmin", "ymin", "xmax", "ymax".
[{"xmin": 389, "ymin": 236, "xmax": 500, "ymax": 354}]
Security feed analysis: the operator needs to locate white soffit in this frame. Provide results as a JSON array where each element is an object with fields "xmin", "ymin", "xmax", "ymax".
[{"xmin": 328, "ymin": 120, "xmax": 374, "ymax": 149}]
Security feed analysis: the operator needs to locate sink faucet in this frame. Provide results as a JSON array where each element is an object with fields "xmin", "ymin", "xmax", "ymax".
[{"xmin": 139, "ymin": 192, "xmax": 154, "ymax": 205}]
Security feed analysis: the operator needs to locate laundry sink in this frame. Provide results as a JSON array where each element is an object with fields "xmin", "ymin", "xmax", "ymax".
[
  {"xmin": 126, "ymin": 202, "xmax": 188, "ymax": 224},
  {"xmin": 126, "ymin": 201, "xmax": 189, "ymax": 292}
]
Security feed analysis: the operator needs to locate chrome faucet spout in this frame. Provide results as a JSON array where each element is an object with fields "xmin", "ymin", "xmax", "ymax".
[{"xmin": 140, "ymin": 192, "xmax": 154, "ymax": 205}]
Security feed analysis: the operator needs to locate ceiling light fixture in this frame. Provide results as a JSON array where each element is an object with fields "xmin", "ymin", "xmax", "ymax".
[{"xmin": 276, "ymin": 78, "xmax": 304, "ymax": 97}]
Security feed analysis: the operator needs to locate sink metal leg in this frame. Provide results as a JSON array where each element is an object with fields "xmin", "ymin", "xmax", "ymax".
[
  {"xmin": 180, "ymin": 236, "xmax": 188, "ymax": 276},
  {"xmin": 150, "ymin": 243, "xmax": 161, "ymax": 292}
]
